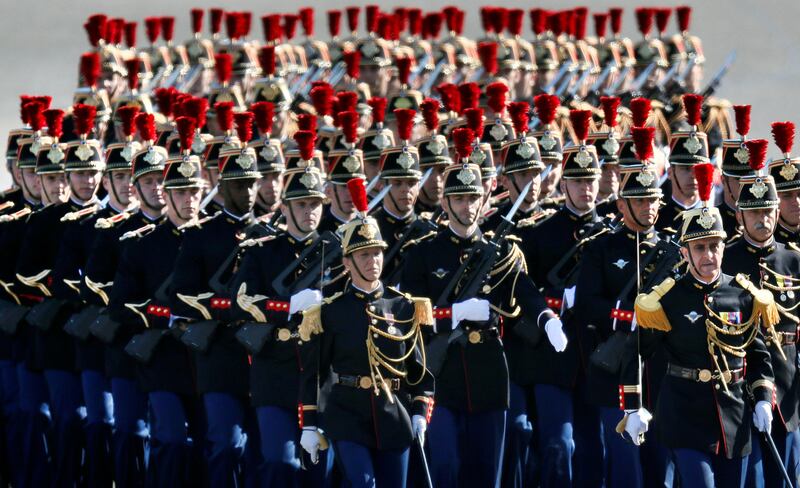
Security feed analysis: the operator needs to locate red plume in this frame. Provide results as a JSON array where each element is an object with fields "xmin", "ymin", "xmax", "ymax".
[
  {"xmin": 283, "ymin": 14, "xmax": 299, "ymax": 40},
  {"xmin": 228, "ymin": 12, "xmax": 242, "ymax": 40},
  {"xmin": 339, "ymin": 111, "xmax": 359, "ymax": 144},
  {"xmin": 154, "ymin": 87, "xmax": 175, "ymax": 117},
  {"xmin": 477, "ymin": 42, "xmax": 498, "ymax": 76},
  {"xmin": 395, "ymin": 56, "xmax": 413, "ymax": 85},
  {"xmin": 682, "ymin": 94, "xmax": 703, "ymax": 127},
  {"xmin": 655, "ymin": 8, "xmax": 671, "ymax": 34},
  {"xmin": 408, "ymin": 8, "xmax": 422, "ymax": 36},
  {"xmin": 367, "ymin": 97, "xmax": 387, "ymax": 125},
  {"xmin": 259, "ymin": 46, "xmax": 276, "ymax": 76},
  {"xmin": 630, "ymin": 97, "xmax": 651, "ymax": 128},
  {"xmin": 234, "ymin": 112, "xmax": 254, "ymax": 144},
  {"xmin": 573, "ymin": 7, "xmax": 588, "ymax": 40},
  {"xmin": 44, "ymin": 109, "xmax": 64, "ymax": 140},
  {"xmin": 420, "ymin": 99, "xmax": 440, "ymax": 132},
  {"xmin": 337, "ymin": 91, "xmax": 359, "ymax": 114},
  {"xmin": 328, "ymin": 10, "xmax": 342, "ymax": 37},
  {"xmin": 453, "ymin": 127, "xmax": 475, "ymax": 161},
  {"xmin": 184, "ymin": 98, "xmax": 208, "ymax": 130},
  {"xmin": 293, "ymin": 130, "xmax": 316, "ymax": 160},
  {"xmin": 366, "ymin": 5, "xmax": 380, "ymax": 33},
  {"xmin": 459, "ymin": 83, "xmax": 481, "ymax": 113},
  {"xmin": 310, "ymin": 84, "xmax": 333, "ymax": 117},
  {"xmin": 124, "ymin": 22, "xmax": 137, "ymax": 47},
  {"xmin": 485, "ymin": 82, "xmax": 508, "ymax": 115},
  {"xmin": 215, "ymin": 101, "xmax": 235, "ymax": 132},
  {"xmin": 190, "ymin": 9, "xmax": 204, "ymax": 34},
  {"xmin": 19, "ymin": 95, "xmax": 33, "ymax": 125},
  {"xmin": 635, "ymin": 8, "xmax": 653, "ymax": 37},
  {"xmin": 160, "ymin": 16, "xmax": 175, "ymax": 42},
  {"xmin": 210, "ymin": 8, "xmax": 224, "ymax": 35},
  {"xmin": 135, "ymin": 113, "xmax": 156, "ymax": 141},
  {"xmin": 424, "ymin": 12, "xmax": 444, "ymax": 39},
  {"xmin": 593, "ymin": 13, "xmax": 608, "ymax": 38},
  {"xmin": 437, "ymin": 83, "xmax": 461, "ymax": 114},
  {"xmin": 508, "ymin": 9, "xmax": 523, "ymax": 36},
  {"xmin": 125, "ymin": 58, "xmax": 140, "ymax": 91},
  {"xmin": 508, "ymin": 102, "xmax": 529, "ymax": 135},
  {"xmin": 343, "ymin": 50, "xmax": 361, "ymax": 79},
  {"xmin": 346, "ymin": 7, "xmax": 360, "ymax": 32},
  {"xmin": 676, "ymin": 6, "xmax": 692, "ymax": 32},
  {"xmin": 347, "ymin": 178, "xmax": 369, "ymax": 213},
  {"xmin": 144, "ymin": 17, "xmax": 161, "ymax": 44},
  {"xmin": 215, "ymin": 53, "xmax": 232, "ymax": 84},
  {"xmin": 600, "ymin": 96, "xmax": 620, "ymax": 128},
  {"xmin": 175, "ymin": 116, "xmax": 196, "ymax": 154},
  {"xmin": 394, "ymin": 108, "xmax": 415, "ymax": 142},
  {"xmin": 251, "ymin": 102, "xmax": 274, "ymax": 136},
  {"xmin": 24, "ymin": 102, "xmax": 45, "ymax": 131},
  {"xmin": 297, "ymin": 114, "xmax": 317, "ymax": 133},
  {"xmin": 299, "ymin": 8, "xmax": 315, "ymax": 36},
  {"xmin": 533, "ymin": 94, "xmax": 558, "ymax": 125},
  {"xmin": 745, "ymin": 139, "xmax": 768, "ymax": 171},
  {"xmin": 570, "ymin": 110, "xmax": 591, "ymax": 142},
  {"xmin": 693, "ymin": 163, "xmax": 714, "ymax": 202},
  {"xmin": 80, "ymin": 52, "xmax": 101, "ymax": 88},
  {"xmin": 529, "ymin": 9, "xmax": 547, "ymax": 35},
  {"xmin": 72, "ymin": 104, "xmax": 96, "ymax": 137},
  {"xmin": 84, "ymin": 14, "xmax": 107, "ymax": 47},
  {"xmin": 771, "ymin": 122, "xmax": 795, "ymax": 155},
  {"xmin": 480, "ymin": 7, "xmax": 494, "ymax": 33},
  {"xmin": 464, "ymin": 108, "xmax": 484, "ymax": 140},
  {"xmin": 34, "ymin": 96, "xmax": 52, "ymax": 110},
  {"xmin": 733, "ymin": 105, "xmax": 750, "ymax": 138},
  {"xmin": 116, "ymin": 105, "xmax": 140, "ymax": 138},
  {"xmin": 609, "ymin": 8, "xmax": 623, "ymax": 35},
  {"xmin": 632, "ymin": 127, "xmax": 655, "ymax": 162}
]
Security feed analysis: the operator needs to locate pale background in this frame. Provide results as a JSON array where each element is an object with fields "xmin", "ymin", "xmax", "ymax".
[{"xmin": 2, "ymin": 0, "xmax": 799, "ymax": 188}]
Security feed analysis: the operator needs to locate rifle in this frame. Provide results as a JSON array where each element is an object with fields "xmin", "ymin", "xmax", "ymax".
[
  {"xmin": 565, "ymin": 67, "xmax": 593, "ymax": 102},
  {"xmin": 698, "ymin": 51, "xmax": 736, "ymax": 100},
  {"xmin": 603, "ymin": 64, "xmax": 633, "ymax": 97},
  {"xmin": 408, "ymin": 53, "xmax": 431, "ymax": 87},
  {"xmin": 542, "ymin": 62, "xmax": 573, "ymax": 94},
  {"xmin": 619, "ymin": 62, "xmax": 657, "ymax": 102},
  {"xmin": 420, "ymin": 58, "xmax": 450, "ymax": 97},
  {"xmin": 208, "ymin": 222, "xmax": 276, "ymax": 295},
  {"xmin": 382, "ymin": 208, "xmax": 443, "ymax": 285},
  {"xmin": 546, "ymin": 214, "xmax": 623, "ymax": 290},
  {"xmin": 583, "ymin": 63, "xmax": 616, "ymax": 106},
  {"xmin": 270, "ymin": 232, "xmax": 343, "ymax": 296}
]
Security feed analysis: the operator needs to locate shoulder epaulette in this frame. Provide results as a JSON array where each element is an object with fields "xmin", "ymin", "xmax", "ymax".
[
  {"xmin": 240, "ymin": 234, "xmax": 278, "ymax": 248},
  {"xmin": 400, "ymin": 231, "xmax": 436, "ymax": 250},
  {"xmin": 634, "ymin": 276, "xmax": 676, "ymax": 332},
  {"xmin": 735, "ymin": 273, "xmax": 780, "ymax": 329},
  {"xmin": 61, "ymin": 204, "xmax": 100, "ymax": 222},
  {"xmin": 0, "ymin": 207, "xmax": 32, "ymax": 223},
  {"xmin": 96, "ymin": 210, "xmax": 133, "ymax": 229},
  {"xmin": 787, "ymin": 242, "xmax": 800, "ymax": 255},
  {"xmin": 517, "ymin": 208, "xmax": 556, "ymax": 228},
  {"xmin": 0, "ymin": 200, "xmax": 14, "ymax": 213},
  {"xmin": 178, "ymin": 212, "xmax": 217, "ymax": 231},
  {"xmin": 298, "ymin": 291, "xmax": 344, "ymax": 342},
  {"xmin": 725, "ymin": 232, "xmax": 742, "ymax": 247},
  {"xmin": 119, "ymin": 223, "xmax": 156, "ymax": 241}
]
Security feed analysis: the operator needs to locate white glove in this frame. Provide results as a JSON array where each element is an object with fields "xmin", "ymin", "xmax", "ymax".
[
  {"xmin": 451, "ymin": 298, "xmax": 491, "ymax": 328},
  {"xmin": 300, "ymin": 427, "xmax": 321, "ymax": 464},
  {"xmin": 544, "ymin": 317, "xmax": 568, "ymax": 352},
  {"xmin": 624, "ymin": 408, "xmax": 652, "ymax": 446},
  {"xmin": 289, "ymin": 289, "xmax": 323, "ymax": 317},
  {"xmin": 412, "ymin": 415, "xmax": 428, "ymax": 446},
  {"xmin": 753, "ymin": 401, "xmax": 773, "ymax": 434}
]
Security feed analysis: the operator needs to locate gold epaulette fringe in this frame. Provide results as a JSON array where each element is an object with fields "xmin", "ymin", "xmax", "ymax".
[
  {"xmin": 634, "ymin": 277, "xmax": 676, "ymax": 331},
  {"xmin": 298, "ymin": 292, "xmax": 343, "ymax": 341},
  {"xmin": 412, "ymin": 297, "xmax": 434, "ymax": 327},
  {"xmin": 736, "ymin": 273, "xmax": 780, "ymax": 329}
]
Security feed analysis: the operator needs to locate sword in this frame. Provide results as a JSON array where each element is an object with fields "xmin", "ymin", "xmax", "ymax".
[
  {"xmin": 420, "ymin": 58, "xmax": 450, "ymax": 96},
  {"xmin": 200, "ymin": 185, "xmax": 219, "ymax": 211},
  {"xmin": 746, "ymin": 385, "xmax": 794, "ymax": 487},
  {"xmin": 408, "ymin": 53, "xmax": 431, "ymax": 86},
  {"xmin": 365, "ymin": 173, "xmax": 382, "ymax": 195},
  {"xmin": 367, "ymin": 184, "xmax": 392, "ymax": 212},
  {"xmin": 415, "ymin": 436, "xmax": 433, "ymax": 488},
  {"xmin": 604, "ymin": 64, "xmax": 633, "ymax": 96},
  {"xmin": 698, "ymin": 50, "xmax": 736, "ymax": 99}
]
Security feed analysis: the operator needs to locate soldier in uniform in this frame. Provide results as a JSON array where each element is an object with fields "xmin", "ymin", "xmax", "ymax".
[
  {"xmin": 230, "ymin": 131, "xmax": 335, "ymax": 486},
  {"xmin": 83, "ymin": 111, "xmax": 168, "ymax": 487},
  {"xmin": 624, "ymin": 162, "xmax": 776, "ymax": 488},
  {"xmin": 298, "ymin": 178, "xmax": 435, "ymax": 488},
  {"xmin": 319, "ymin": 122, "xmax": 362, "ymax": 233},
  {"xmin": 108, "ymin": 116, "xmax": 205, "ymax": 486},
  {"xmin": 250, "ymin": 101, "xmax": 285, "ymax": 218},
  {"xmin": 721, "ymin": 139, "xmax": 800, "ymax": 487},
  {"xmin": 591, "ymin": 96, "xmax": 623, "ymax": 218},
  {"xmin": 573, "ymin": 127, "xmax": 666, "ymax": 488},
  {"xmin": 400, "ymin": 127, "xmax": 566, "ymax": 488},
  {"xmin": 510, "ymin": 109, "xmax": 602, "ymax": 487},
  {"xmin": 717, "ymin": 105, "xmax": 756, "ymax": 239},
  {"xmin": 414, "ymin": 98, "xmax": 451, "ymax": 215},
  {"xmin": 170, "ymin": 112, "xmax": 261, "ymax": 486},
  {"xmin": 770, "ymin": 121, "xmax": 800, "ymax": 246}
]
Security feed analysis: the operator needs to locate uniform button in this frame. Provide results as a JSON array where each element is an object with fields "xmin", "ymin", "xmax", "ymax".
[
  {"xmin": 373, "ymin": 333, "xmax": 379, "ymax": 338},
  {"xmin": 369, "ymin": 306, "xmax": 376, "ymax": 311},
  {"xmin": 715, "ymin": 384, "xmax": 720, "ymax": 390},
  {"xmin": 371, "ymin": 319, "xmax": 378, "ymax": 325}
]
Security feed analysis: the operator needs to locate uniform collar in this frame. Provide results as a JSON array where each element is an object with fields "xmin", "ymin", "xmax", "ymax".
[
  {"xmin": 382, "ymin": 205, "xmax": 415, "ymax": 224},
  {"xmin": 286, "ymin": 230, "xmax": 319, "ymax": 247},
  {"xmin": 671, "ymin": 195, "xmax": 700, "ymax": 211},
  {"xmin": 566, "ymin": 205, "xmax": 596, "ymax": 223},
  {"xmin": 623, "ymin": 226, "xmax": 656, "ymax": 241},
  {"xmin": 777, "ymin": 222, "xmax": 800, "ymax": 239},
  {"xmin": 223, "ymin": 208, "xmax": 254, "ymax": 226},
  {"xmin": 350, "ymin": 282, "xmax": 384, "ymax": 301},
  {"xmin": 446, "ymin": 224, "xmax": 482, "ymax": 246},
  {"xmin": 687, "ymin": 272, "xmax": 723, "ymax": 292},
  {"xmin": 743, "ymin": 236, "xmax": 776, "ymax": 256}
]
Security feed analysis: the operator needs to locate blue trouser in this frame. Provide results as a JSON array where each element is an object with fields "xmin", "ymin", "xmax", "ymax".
[
  {"xmin": 599, "ymin": 406, "xmax": 643, "ymax": 488},
  {"xmin": 256, "ymin": 405, "xmax": 333, "ymax": 487},
  {"xmin": 427, "ymin": 406, "xmax": 506, "ymax": 488},
  {"xmin": 334, "ymin": 440, "xmax": 409, "ymax": 488},
  {"xmin": 0, "ymin": 359, "xmax": 22, "ymax": 486},
  {"xmin": 501, "ymin": 383, "xmax": 535, "ymax": 488},
  {"xmin": 673, "ymin": 448, "xmax": 747, "ymax": 488},
  {"xmin": 82, "ymin": 369, "xmax": 114, "ymax": 488},
  {"xmin": 640, "ymin": 424, "xmax": 675, "ymax": 488},
  {"xmin": 572, "ymin": 386, "xmax": 603, "ymax": 488},
  {"xmin": 16, "ymin": 364, "xmax": 51, "ymax": 488},
  {"xmin": 204, "ymin": 392, "xmax": 247, "ymax": 487},
  {"xmin": 44, "ymin": 369, "xmax": 86, "ymax": 488},
  {"xmin": 148, "ymin": 391, "xmax": 206, "ymax": 487},
  {"xmin": 752, "ymin": 420, "xmax": 800, "ymax": 488},
  {"xmin": 111, "ymin": 377, "xmax": 148, "ymax": 488},
  {"xmin": 533, "ymin": 384, "xmax": 575, "ymax": 488}
]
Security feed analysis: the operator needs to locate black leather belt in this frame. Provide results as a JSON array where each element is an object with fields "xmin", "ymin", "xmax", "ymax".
[
  {"xmin": 667, "ymin": 363, "xmax": 744, "ymax": 384},
  {"xmin": 768, "ymin": 331, "xmax": 798, "ymax": 346},
  {"xmin": 336, "ymin": 374, "xmax": 401, "ymax": 391},
  {"xmin": 466, "ymin": 327, "xmax": 499, "ymax": 344}
]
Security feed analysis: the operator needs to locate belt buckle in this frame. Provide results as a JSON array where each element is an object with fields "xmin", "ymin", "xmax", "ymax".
[
  {"xmin": 277, "ymin": 328, "xmax": 291, "ymax": 341},
  {"xmin": 721, "ymin": 371, "xmax": 732, "ymax": 384},
  {"xmin": 698, "ymin": 369, "xmax": 712, "ymax": 382},
  {"xmin": 358, "ymin": 376, "xmax": 373, "ymax": 389},
  {"xmin": 468, "ymin": 330, "xmax": 482, "ymax": 344}
]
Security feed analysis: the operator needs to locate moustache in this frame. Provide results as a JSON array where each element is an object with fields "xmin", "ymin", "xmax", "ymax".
[{"xmin": 753, "ymin": 222, "xmax": 771, "ymax": 231}]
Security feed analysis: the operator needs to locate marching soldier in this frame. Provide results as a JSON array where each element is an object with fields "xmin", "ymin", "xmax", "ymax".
[
  {"xmin": 591, "ymin": 96, "xmax": 623, "ymax": 218},
  {"xmin": 319, "ymin": 117, "xmax": 363, "ymax": 232},
  {"xmin": 717, "ymin": 105, "xmax": 756, "ymax": 239},
  {"xmin": 82, "ymin": 111, "xmax": 168, "ymax": 487},
  {"xmin": 770, "ymin": 121, "xmax": 800, "ymax": 246},
  {"xmin": 722, "ymin": 140, "xmax": 800, "ymax": 486},
  {"xmin": 400, "ymin": 127, "xmax": 566, "ymax": 487},
  {"xmin": 108, "ymin": 115, "xmax": 206, "ymax": 486},
  {"xmin": 623, "ymin": 162, "xmax": 776, "ymax": 488},
  {"xmin": 298, "ymin": 178, "xmax": 435, "ymax": 488},
  {"xmin": 249, "ymin": 101, "xmax": 286, "ymax": 218},
  {"xmin": 414, "ymin": 98, "xmax": 451, "ymax": 215}
]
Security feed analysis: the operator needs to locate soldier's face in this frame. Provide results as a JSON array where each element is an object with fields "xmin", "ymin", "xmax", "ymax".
[
  {"xmin": 599, "ymin": 164, "xmax": 620, "ymax": 197},
  {"xmin": 778, "ymin": 190, "xmax": 800, "ymax": 227},
  {"xmin": 722, "ymin": 175, "xmax": 741, "ymax": 202},
  {"xmin": 444, "ymin": 193, "xmax": 483, "ymax": 227},
  {"xmin": 562, "ymin": 177, "xmax": 599, "ymax": 212},
  {"xmin": 345, "ymin": 247, "xmax": 384, "ymax": 283},
  {"xmin": 539, "ymin": 161, "xmax": 561, "ymax": 198},
  {"xmin": 682, "ymin": 237, "xmax": 724, "ymax": 281},
  {"xmin": 258, "ymin": 172, "xmax": 283, "ymax": 209},
  {"xmin": 364, "ymin": 160, "xmax": 382, "ymax": 185},
  {"xmin": 619, "ymin": 197, "xmax": 660, "ymax": 230},
  {"xmin": 167, "ymin": 187, "xmax": 202, "ymax": 221},
  {"xmin": 221, "ymin": 178, "xmax": 259, "ymax": 215},
  {"xmin": 420, "ymin": 165, "xmax": 445, "ymax": 204},
  {"xmin": 135, "ymin": 173, "xmax": 166, "ymax": 212},
  {"xmin": 39, "ymin": 173, "xmax": 68, "ymax": 205},
  {"xmin": 68, "ymin": 170, "xmax": 101, "ymax": 202},
  {"xmin": 504, "ymin": 169, "xmax": 541, "ymax": 205},
  {"xmin": 282, "ymin": 197, "xmax": 323, "ymax": 234},
  {"xmin": 737, "ymin": 208, "xmax": 778, "ymax": 243},
  {"xmin": 385, "ymin": 178, "xmax": 419, "ymax": 214},
  {"xmin": 326, "ymin": 183, "xmax": 354, "ymax": 214},
  {"xmin": 20, "ymin": 167, "xmax": 41, "ymax": 201},
  {"xmin": 103, "ymin": 171, "xmax": 133, "ymax": 208},
  {"xmin": 669, "ymin": 165, "xmax": 698, "ymax": 199},
  {"xmin": 203, "ymin": 167, "xmax": 220, "ymax": 189}
]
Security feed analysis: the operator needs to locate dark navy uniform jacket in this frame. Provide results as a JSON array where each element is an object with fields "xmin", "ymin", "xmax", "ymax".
[{"xmin": 775, "ymin": 223, "xmax": 800, "ymax": 246}]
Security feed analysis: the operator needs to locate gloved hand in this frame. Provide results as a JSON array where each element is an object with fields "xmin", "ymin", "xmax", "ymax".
[
  {"xmin": 624, "ymin": 408, "xmax": 652, "ymax": 446},
  {"xmin": 412, "ymin": 415, "xmax": 428, "ymax": 446},
  {"xmin": 300, "ymin": 427, "xmax": 321, "ymax": 464},
  {"xmin": 289, "ymin": 289, "xmax": 323, "ymax": 317},
  {"xmin": 451, "ymin": 298, "xmax": 491, "ymax": 328},
  {"xmin": 544, "ymin": 317, "xmax": 568, "ymax": 352},
  {"xmin": 753, "ymin": 400, "xmax": 773, "ymax": 434}
]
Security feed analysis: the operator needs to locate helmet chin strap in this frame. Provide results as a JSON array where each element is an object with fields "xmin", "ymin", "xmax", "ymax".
[
  {"xmin": 135, "ymin": 180, "xmax": 165, "ymax": 213},
  {"xmin": 347, "ymin": 255, "xmax": 372, "ymax": 283},
  {"xmin": 167, "ymin": 191, "xmax": 192, "ymax": 222},
  {"xmin": 739, "ymin": 210, "xmax": 774, "ymax": 244},
  {"xmin": 446, "ymin": 195, "xmax": 477, "ymax": 228},
  {"xmin": 624, "ymin": 198, "xmax": 652, "ymax": 230},
  {"xmin": 286, "ymin": 201, "xmax": 313, "ymax": 235},
  {"xmin": 20, "ymin": 171, "xmax": 37, "ymax": 202}
]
